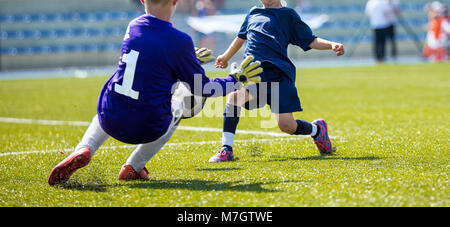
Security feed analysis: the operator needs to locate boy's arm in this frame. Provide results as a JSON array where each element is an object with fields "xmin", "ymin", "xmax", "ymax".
[
  {"xmin": 309, "ymin": 38, "xmax": 345, "ymax": 56},
  {"xmin": 215, "ymin": 37, "xmax": 246, "ymax": 69},
  {"xmin": 173, "ymin": 39, "xmax": 262, "ymax": 98}
]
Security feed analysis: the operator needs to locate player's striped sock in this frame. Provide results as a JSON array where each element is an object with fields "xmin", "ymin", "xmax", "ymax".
[{"xmin": 222, "ymin": 103, "xmax": 241, "ymax": 148}]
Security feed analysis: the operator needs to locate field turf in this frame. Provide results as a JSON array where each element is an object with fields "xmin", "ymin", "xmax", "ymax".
[{"xmin": 0, "ymin": 63, "xmax": 448, "ymax": 206}]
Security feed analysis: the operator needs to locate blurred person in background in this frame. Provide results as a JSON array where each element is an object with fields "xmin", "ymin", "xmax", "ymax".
[
  {"xmin": 177, "ymin": 0, "xmax": 197, "ymax": 13},
  {"xmin": 365, "ymin": 0, "xmax": 400, "ymax": 63},
  {"xmin": 423, "ymin": 1, "xmax": 448, "ymax": 62},
  {"xmin": 387, "ymin": 0, "xmax": 400, "ymax": 61},
  {"xmin": 131, "ymin": 0, "xmax": 145, "ymax": 12},
  {"xmin": 444, "ymin": 5, "xmax": 450, "ymax": 60},
  {"xmin": 193, "ymin": 0, "xmax": 216, "ymax": 50},
  {"xmin": 214, "ymin": 0, "xmax": 225, "ymax": 9}
]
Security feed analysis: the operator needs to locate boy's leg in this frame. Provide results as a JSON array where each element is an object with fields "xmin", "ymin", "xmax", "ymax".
[
  {"xmin": 276, "ymin": 113, "xmax": 333, "ymax": 155},
  {"xmin": 209, "ymin": 88, "xmax": 252, "ymax": 163},
  {"xmin": 387, "ymin": 25, "xmax": 397, "ymax": 59},
  {"xmin": 74, "ymin": 115, "xmax": 111, "ymax": 156},
  {"xmin": 222, "ymin": 88, "xmax": 250, "ymax": 146},
  {"xmin": 119, "ymin": 99, "xmax": 183, "ymax": 180},
  {"xmin": 121, "ymin": 121, "xmax": 178, "ymax": 178},
  {"xmin": 272, "ymin": 78, "xmax": 316, "ymax": 136},
  {"xmin": 374, "ymin": 28, "xmax": 386, "ymax": 62},
  {"xmin": 48, "ymin": 115, "xmax": 110, "ymax": 185},
  {"xmin": 276, "ymin": 113, "xmax": 317, "ymax": 136},
  {"xmin": 222, "ymin": 103, "xmax": 241, "ymax": 148}
]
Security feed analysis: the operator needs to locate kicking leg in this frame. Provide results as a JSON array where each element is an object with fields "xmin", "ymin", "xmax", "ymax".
[
  {"xmin": 209, "ymin": 88, "xmax": 252, "ymax": 163},
  {"xmin": 48, "ymin": 115, "xmax": 110, "ymax": 185},
  {"xmin": 276, "ymin": 113, "xmax": 317, "ymax": 136},
  {"xmin": 276, "ymin": 113, "xmax": 333, "ymax": 155},
  {"xmin": 222, "ymin": 88, "xmax": 250, "ymax": 147}
]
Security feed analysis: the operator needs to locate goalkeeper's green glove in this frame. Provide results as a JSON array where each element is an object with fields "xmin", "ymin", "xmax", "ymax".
[
  {"xmin": 230, "ymin": 55, "xmax": 263, "ymax": 87},
  {"xmin": 195, "ymin": 47, "xmax": 216, "ymax": 64}
]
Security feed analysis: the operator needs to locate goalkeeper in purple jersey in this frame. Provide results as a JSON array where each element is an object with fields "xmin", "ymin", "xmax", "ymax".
[{"xmin": 48, "ymin": 0, "xmax": 263, "ymax": 185}]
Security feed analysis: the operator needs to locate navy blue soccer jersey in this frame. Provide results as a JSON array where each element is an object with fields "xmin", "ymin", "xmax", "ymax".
[
  {"xmin": 238, "ymin": 7, "xmax": 317, "ymax": 82},
  {"xmin": 97, "ymin": 15, "xmax": 235, "ymax": 144}
]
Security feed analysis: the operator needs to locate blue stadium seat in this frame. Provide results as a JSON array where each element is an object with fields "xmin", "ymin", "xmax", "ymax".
[{"xmin": 0, "ymin": 1, "xmax": 431, "ymax": 57}]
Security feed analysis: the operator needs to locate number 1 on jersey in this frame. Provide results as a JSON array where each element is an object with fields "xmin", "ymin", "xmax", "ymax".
[{"xmin": 115, "ymin": 50, "xmax": 140, "ymax": 100}]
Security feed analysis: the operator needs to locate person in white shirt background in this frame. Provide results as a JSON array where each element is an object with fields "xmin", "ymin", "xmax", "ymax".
[{"xmin": 365, "ymin": 0, "xmax": 400, "ymax": 63}]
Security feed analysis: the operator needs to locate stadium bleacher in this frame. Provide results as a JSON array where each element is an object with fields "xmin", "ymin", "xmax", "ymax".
[{"xmin": 0, "ymin": 0, "xmax": 433, "ymax": 70}]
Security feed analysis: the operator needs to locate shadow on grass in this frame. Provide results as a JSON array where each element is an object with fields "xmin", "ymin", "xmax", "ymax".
[
  {"xmin": 57, "ymin": 179, "xmax": 109, "ymax": 192},
  {"xmin": 57, "ymin": 178, "xmax": 292, "ymax": 193},
  {"xmin": 268, "ymin": 155, "xmax": 381, "ymax": 162},
  {"xmin": 54, "ymin": 168, "xmax": 306, "ymax": 193},
  {"xmin": 127, "ymin": 179, "xmax": 304, "ymax": 193}
]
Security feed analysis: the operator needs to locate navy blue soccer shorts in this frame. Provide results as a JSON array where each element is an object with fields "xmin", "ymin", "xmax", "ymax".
[{"xmin": 243, "ymin": 63, "xmax": 302, "ymax": 114}]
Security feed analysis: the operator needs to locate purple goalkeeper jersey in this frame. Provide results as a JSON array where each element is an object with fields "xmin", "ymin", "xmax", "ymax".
[{"xmin": 97, "ymin": 14, "xmax": 235, "ymax": 144}]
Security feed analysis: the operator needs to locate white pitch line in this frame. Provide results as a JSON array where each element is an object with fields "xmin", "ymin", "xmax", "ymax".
[
  {"xmin": 0, "ymin": 116, "xmax": 291, "ymax": 137},
  {"xmin": 0, "ymin": 137, "xmax": 302, "ymax": 157},
  {"xmin": 0, "ymin": 117, "xmax": 341, "ymax": 157},
  {"xmin": 0, "ymin": 117, "xmax": 90, "ymax": 127}
]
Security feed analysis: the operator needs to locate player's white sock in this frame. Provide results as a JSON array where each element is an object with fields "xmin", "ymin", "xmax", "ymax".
[
  {"xmin": 126, "ymin": 118, "xmax": 179, "ymax": 172},
  {"xmin": 74, "ymin": 115, "xmax": 110, "ymax": 156},
  {"xmin": 222, "ymin": 132, "xmax": 235, "ymax": 148},
  {"xmin": 311, "ymin": 123, "xmax": 318, "ymax": 137}
]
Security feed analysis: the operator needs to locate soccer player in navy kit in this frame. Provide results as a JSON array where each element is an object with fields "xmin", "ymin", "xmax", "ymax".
[
  {"xmin": 48, "ymin": 0, "xmax": 263, "ymax": 185},
  {"xmin": 209, "ymin": 0, "xmax": 345, "ymax": 162}
]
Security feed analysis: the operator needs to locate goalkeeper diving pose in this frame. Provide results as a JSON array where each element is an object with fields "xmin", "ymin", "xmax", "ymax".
[
  {"xmin": 209, "ymin": 0, "xmax": 345, "ymax": 162},
  {"xmin": 48, "ymin": 0, "xmax": 262, "ymax": 185}
]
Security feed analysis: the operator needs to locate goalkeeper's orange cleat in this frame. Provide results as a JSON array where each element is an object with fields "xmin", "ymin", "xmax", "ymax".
[
  {"xmin": 118, "ymin": 165, "xmax": 149, "ymax": 181},
  {"xmin": 48, "ymin": 147, "xmax": 91, "ymax": 185}
]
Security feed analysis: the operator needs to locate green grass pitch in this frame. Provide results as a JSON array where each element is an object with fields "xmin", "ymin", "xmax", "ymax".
[{"xmin": 0, "ymin": 63, "xmax": 448, "ymax": 206}]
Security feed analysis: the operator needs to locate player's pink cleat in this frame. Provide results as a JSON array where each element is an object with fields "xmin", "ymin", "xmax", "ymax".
[
  {"xmin": 208, "ymin": 146, "xmax": 236, "ymax": 163},
  {"xmin": 118, "ymin": 165, "xmax": 149, "ymax": 181},
  {"xmin": 312, "ymin": 119, "xmax": 334, "ymax": 155},
  {"xmin": 48, "ymin": 147, "xmax": 92, "ymax": 185}
]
